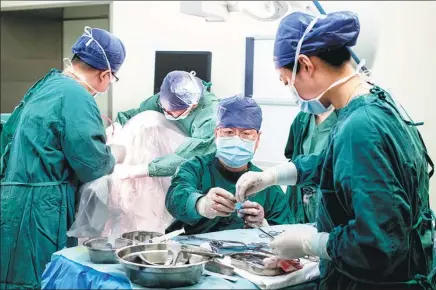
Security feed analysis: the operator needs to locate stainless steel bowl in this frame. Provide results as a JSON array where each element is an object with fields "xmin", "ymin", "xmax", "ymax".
[
  {"xmin": 121, "ymin": 231, "xmax": 163, "ymax": 244},
  {"xmin": 83, "ymin": 237, "xmax": 133, "ymax": 264},
  {"xmin": 116, "ymin": 243, "xmax": 210, "ymax": 288}
]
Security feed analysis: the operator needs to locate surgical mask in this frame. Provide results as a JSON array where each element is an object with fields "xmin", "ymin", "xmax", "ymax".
[
  {"xmin": 216, "ymin": 137, "xmax": 256, "ymax": 168},
  {"xmin": 163, "ymin": 105, "xmax": 196, "ymax": 121},
  {"xmin": 290, "ymin": 16, "xmax": 365, "ymax": 114},
  {"xmin": 64, "ymin": 26, "xmax": 116, "ymax": 97}
]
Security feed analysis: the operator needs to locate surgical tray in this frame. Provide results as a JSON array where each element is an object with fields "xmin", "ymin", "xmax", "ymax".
[{"xmin": 230, "ymin": 252, "xmax": 284, "ymax": 276}]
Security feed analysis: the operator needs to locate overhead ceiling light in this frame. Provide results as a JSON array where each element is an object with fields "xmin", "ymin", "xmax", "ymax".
[
  {"xmin": 180, "ymin": 1, "xmax": 230, "ymax": 22},
  {"xmin": 180, "ymin": 1, "xmax": 295, "ymax": 22},
  {"xmin": 238, "ymin": 1, "xmax": 289, "ymax": 21}
]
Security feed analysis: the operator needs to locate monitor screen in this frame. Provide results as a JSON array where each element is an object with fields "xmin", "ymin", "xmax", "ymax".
[{"xmin": 154, "ymin": 51, "xmax": 212, "ymax": 94}]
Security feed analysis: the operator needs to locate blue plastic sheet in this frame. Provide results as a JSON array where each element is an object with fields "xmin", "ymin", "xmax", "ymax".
[{"xmin": 42, "ymin": 255, "xmax": 132, "ymax": 289}]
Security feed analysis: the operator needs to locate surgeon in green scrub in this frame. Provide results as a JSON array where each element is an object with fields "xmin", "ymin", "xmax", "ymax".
[
  {"xmin": 236, "ymin": 11, "xmax": 434, "ymax": 290},
  {"xmin": 165, "ymin": 95, "xmax": 291, "ymax": 235},
  {"xmin": 1, "ymin": 27, "xmax": 126, "ymax": 289},
  {"xmin": 113, "ymin": 70, "xmax": 218, "ymax": 178},
  {"xmin": 285, "ymin": 109, "xmax": 336, "ymax": 224}
]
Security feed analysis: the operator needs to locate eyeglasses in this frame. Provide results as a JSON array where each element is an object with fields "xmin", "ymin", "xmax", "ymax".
[
  {"xmin": 111, "ymin": 73, "xmax": 119, "ymax": 84},
  {"xmin": 218, "ymin": 128, "xmax": 259, "ymax": 141}
]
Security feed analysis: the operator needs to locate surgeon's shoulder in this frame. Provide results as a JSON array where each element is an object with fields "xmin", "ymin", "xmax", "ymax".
[
  {"xmin": 54, "ymin": 75, "xmax": 95, "ymax": 104},
  {"xmin": 200, "ymin": 91, "xmax": 219, "ymax": 107},
  {"xmin": 59, "ymin": 78, "xmax": 100, "ymax": 115},
  {"xmin": 52, "ymin": 73, "xmax": 88, "ymax": 95},
  {"xmin": 338, "ymin": 97, "xmax": 399, "ymax": 145}
]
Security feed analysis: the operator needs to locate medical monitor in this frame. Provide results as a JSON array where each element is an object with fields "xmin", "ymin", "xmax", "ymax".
[{"xmin": 154, "ymin": 51, "xmax": 212, "ymax": 94}]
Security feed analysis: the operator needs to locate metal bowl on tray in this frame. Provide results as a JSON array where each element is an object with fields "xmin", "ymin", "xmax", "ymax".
[
  {"xmin": 121, "ymin": 231, "xmax": 163, "ymax": 244},
  {"xmin": 230, "ymin": 252, "xmax": 284, "ymax": 276},
  {"xmin": 116, "ymin": 243, "xmax": 211, "ymax": 288},
  {"xmin": 83, "ymin": 237, "xmax": 133, "ymax": 264}
]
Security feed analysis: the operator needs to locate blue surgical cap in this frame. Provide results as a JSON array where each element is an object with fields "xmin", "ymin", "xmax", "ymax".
[
  {"xmin": 72, "ymin": 27, "xmax": 126, "ymax": 73},
  {"xmin": 217, "ymin": 95, "xmax": 262, "ymax": 131},
  {"xmin": 160, "ymin": 71, "xmax": 204, "ymax": 111},
  {"xmin": 274, "ymin": 11, "xmax": 360, "ymax": 68}
]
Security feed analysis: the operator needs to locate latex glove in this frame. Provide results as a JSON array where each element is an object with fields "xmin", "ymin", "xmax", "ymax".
[
  {"xmin": 235, "ymin": 170, "xmax": 276, "ymax": 202},
  {"xmin": 236, "ymin": 162, "xmax": 298, "ymax": 202},
  {"xmin": 196, "ymin": 187, "xmax": 237, "ymax": 219},
  {"xmin": 269, "ymin": 224, "xmax": 330, "ymax": 260},
  {"xmin": 112, "ymin": 164, "xmax": 149, "ymax": 180},
  {"xmin": 109, "ymin": 144, "xmax": 126, "ymax": 164},
  {"xmin": 238, "ymin": 200, "xmax": 267, "ymax": 228}
]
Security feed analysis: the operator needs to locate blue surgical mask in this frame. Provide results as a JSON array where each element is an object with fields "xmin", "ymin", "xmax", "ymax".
[
  {"xmin": 292, "ymin": 86, "xmax": 331, "ymax": 115},
  {"xmin": 216, "ymin": 137, "xmax": 256, "ymax": 168},
  {"xmin": 290, "ymin": 16, "xmax": 365, "ymax": 115}
]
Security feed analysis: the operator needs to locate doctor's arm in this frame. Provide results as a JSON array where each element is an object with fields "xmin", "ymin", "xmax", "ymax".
[
  {"xmin": 148, "ymin": 110, "xmax": 216, "ymax": 177},
  {"xmin": 61, "ymin": 94, "xmax": 115, "ymax": 183}
]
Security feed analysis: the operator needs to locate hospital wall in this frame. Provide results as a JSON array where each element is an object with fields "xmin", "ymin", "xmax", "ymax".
[
  {"xmin": 111, "ymin": 1, "xmax": 436, "ymax": 211},
  {"xmin": 1, "ymin": 13, "xmax": 62, "ymax": 113}
]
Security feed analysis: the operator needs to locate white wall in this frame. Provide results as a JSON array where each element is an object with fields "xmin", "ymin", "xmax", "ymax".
[{"xmin": 111, "ymin": 1, "xmax": 435, "ymax": 210}]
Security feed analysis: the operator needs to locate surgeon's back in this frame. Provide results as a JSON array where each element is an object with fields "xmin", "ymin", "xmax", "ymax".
[
  {"xmin": 0, "ymin": 69, "xmax": 114, "ymax": 289},
  {"xmin": 315, "ymin": 88, "xmax": 434, "ymax": 290}
]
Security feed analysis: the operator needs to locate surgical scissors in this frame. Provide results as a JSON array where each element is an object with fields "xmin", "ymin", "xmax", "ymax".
[{"xmin": 258, "ymin": 229, "xmax": 283, "ymax": 239}]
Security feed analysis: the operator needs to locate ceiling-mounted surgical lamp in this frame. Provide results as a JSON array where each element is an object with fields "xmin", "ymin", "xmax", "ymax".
[
  {"xmin": 180, "ymin": 1, "xmax": 295, "ymax": 22},
  {"xmin": 227, "ymin": 1, "xmax": 289, "ymax": 21}
]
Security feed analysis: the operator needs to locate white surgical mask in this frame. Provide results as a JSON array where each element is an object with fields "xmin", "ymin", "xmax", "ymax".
[
  {"xmin": 163, "ymin": 105, "xmax": 196, "ymax": 121},
  {"xmin": 290, "ymin": 16, "xmax": 366, "ymax": 114},
  {"xmin": 64, "ymin": 26, "xmax": 116, "ymax": 97}
]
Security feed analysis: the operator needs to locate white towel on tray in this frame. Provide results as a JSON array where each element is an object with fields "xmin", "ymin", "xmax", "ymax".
[{"xmin": 233, "ymin": 258, "xmax": 320, "ymax": 290}]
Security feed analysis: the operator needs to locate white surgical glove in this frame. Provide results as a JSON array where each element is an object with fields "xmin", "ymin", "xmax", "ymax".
[
  {"xmin": 235, "ymin": 162, "xmax": 298, "ymax": 202},
  {"xmin": 112, "ymin": 164, "xmax": 149, "ymax": 180},
  {"xmin": 109, "ymin": 144, "xmax": 126, "ymax": 164},
  {"xmin": 196, "ymin": 187, "xmax": 237, "ymax": 219},
  {"xmin": 238, "ymin": 200, "xmax": 268, "ymax": 228},
  {"xmin": 235, "ymin": 171, "xmax": 276, "ymax": 202},
  {"xmin": 269, "ymin": 224, "xmax": 331, "ymax": 260}
]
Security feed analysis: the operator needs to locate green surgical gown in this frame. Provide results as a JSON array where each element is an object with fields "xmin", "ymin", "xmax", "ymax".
[
  {"xmin": 284, "ymin": 112, "xmax": 336, "ymax": 224},
  {"xmin": 0, "ymin": 69, "xmax": 115, "ymax": 289},
  {"xmin": 115, "ymin": 85, "xmax": 218, "ymax": 178},
  {"xmin": 293, "ymin": 86, "xmax": 434, "ymax": 290},
  {"xmin": 165, "ymin": 153, "xmax": 292, "ymax": 235}
]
